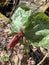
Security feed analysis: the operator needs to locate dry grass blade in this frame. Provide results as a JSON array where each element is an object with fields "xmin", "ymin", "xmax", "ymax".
[{"xmin": 37, "ymin": 52, "xmax": 49, "ymax": 65}]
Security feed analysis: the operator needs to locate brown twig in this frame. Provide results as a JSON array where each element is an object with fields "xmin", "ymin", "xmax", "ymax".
[{"xmin": 37, "ymin": 52, "xmax": 49, "ymax": 65}]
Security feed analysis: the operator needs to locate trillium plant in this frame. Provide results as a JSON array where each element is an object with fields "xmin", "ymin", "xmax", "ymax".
[{"xmin": 6, "ymin": 7, "xmax": 49, "ymax": 55}]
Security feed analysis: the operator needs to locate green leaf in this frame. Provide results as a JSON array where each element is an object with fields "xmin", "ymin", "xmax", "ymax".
[
  {"xmin": 35, "ymin": 29, "xmax": 49, "ymax": 36},
  {"xmin": 2, "ymin": 55, "xmax": 9, "ymax": 62},
  {"xmin": 38, "ymin": 35, "xmax": 49, "ymax": 51},
  {"xmin": 25, "ymin": 12, "xmax": 49, "ymax": 44},
  {"xmin": 11, "ymin": 7, "xmax": 31, "ymax": 33},
  {"xmin": 0, "ymin": 55, "xmax": 9, "ymax": 62}
]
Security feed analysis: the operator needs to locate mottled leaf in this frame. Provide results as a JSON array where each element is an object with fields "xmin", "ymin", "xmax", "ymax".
[
  {"xmin": 25, "ymin": 12, "xmax": 49, "ymax": 44},
  {"xmin": 35, "ymin": 29, "xmax": 49, "ymax": 36},
  {"xmin": 38, "ymin": 35, "xmax": 49, "ymax": 51},
  {"xmin": 11, "ymin": 7, "xmax": 31, "ymax": 33}
]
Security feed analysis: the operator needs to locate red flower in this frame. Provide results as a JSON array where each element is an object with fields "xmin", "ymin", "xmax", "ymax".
[{"xmin": 6, "ymin": 32, "xmax": 23, "ymax": 50}]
